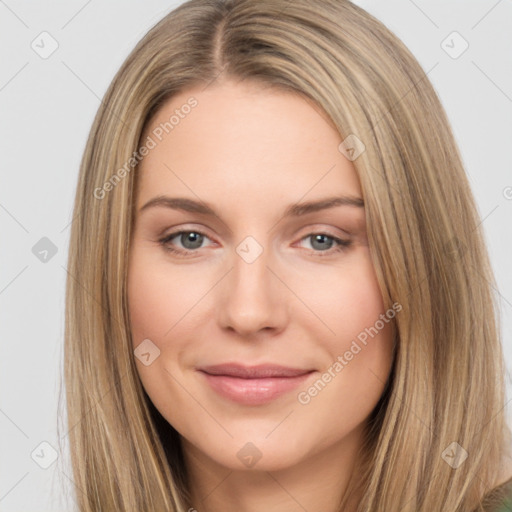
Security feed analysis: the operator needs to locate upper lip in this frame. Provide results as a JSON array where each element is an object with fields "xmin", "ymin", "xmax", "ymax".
[{"xmin": 198, "ymin": 364, "xmax": 314, "ymax": 379}]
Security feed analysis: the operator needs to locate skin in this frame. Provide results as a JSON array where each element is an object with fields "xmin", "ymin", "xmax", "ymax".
[{"xmin": 127, "ymin": 79, "xmax": 395, "ymax": 512}]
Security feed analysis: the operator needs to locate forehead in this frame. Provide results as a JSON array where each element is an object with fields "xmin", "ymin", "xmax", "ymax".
[{"xmin": 137, "ymin": 80, "xmax": 362, "ymax": 207}]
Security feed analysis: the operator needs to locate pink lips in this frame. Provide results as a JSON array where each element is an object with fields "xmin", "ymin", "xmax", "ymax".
[{"xmin": 198, "ymin": 364, "xmax": 314, "ymax": 405}]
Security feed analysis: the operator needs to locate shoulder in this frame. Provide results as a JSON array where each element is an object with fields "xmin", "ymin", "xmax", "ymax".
[{"xmin": 481, "ymin": 475, "xmax": 512, "ymax": 512}]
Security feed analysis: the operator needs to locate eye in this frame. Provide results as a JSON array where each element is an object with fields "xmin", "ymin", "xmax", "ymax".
[
  {"xmin": 159, "ymin": 229, "xmax": 352, "ymax": 258},
  {"xmin": 159, "ymin": 229, "xmax": 214, "ymax": 256},
  {"xmin": 298, "ymin": 233, "xmax": 352, "ymax": 256}
]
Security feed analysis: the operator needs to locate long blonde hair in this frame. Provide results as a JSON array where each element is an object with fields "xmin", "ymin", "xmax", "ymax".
[{"xmin": 61, "ymin": 0, "xmax": 511, "ymax": 510}]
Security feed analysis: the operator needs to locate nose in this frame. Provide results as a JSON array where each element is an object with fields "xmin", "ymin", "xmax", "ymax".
[{"xmin": 216, "ymin": 240, "xmax": 288, "ymax": 338}]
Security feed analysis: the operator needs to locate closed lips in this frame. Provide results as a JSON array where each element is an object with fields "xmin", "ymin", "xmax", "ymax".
[
  {"xmin": 197, "ymin": 364, "xmax": 316, "ymax": 405},
  {"xmin": 198, "ymin": 364, "xmax": 314, "ymax": 378}
]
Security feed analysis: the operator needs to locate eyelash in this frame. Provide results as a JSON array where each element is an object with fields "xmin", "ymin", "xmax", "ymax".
[{"xmin": 158, "ymin": 230, "xmax": 352, "ymax": 258}]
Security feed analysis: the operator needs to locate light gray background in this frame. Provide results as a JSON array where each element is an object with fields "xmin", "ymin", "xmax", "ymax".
[{"xmin": 1, "ymin": 1, "xmax": 511, "ymax": 510}]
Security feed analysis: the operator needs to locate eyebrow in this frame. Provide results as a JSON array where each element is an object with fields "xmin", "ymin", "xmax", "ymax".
[{"xmin": 139, "ymin": 195, "xmax": 364, "ymax": 217}]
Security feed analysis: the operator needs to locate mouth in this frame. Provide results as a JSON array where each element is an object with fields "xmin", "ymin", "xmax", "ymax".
[{"xmin": 197, "ymin": 363, "xmax": 316, "ymax": 405}]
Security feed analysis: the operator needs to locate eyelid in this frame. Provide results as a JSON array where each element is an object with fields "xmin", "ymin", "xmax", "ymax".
[
  {"xmin": 160, "ymin": 226, "xmax": 216, "ymax": 246},
  {"xmin": 294, "ymin": 223, "xmax": 352, "ymax": 239}
]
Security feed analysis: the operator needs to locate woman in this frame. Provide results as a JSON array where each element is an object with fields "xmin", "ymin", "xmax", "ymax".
[{"xmin": 63, "ymin": 0, "xmax": 512, "ymax": 510}]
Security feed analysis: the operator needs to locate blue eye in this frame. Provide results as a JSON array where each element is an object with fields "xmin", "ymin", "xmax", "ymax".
[
  {"xmin": 159, "ymin": 230, "xmax": 212, "ymax": 256},
  {"xmin": 299, "ymin": 233, "xmax": 352, "ymax": 255},
  {"xmin": 309, "ymin": 234, "xmax": 337, "ymax": 251},
  {"xmin": 174, "ymin": 231, "xmax": 205, "ymax": 250}
]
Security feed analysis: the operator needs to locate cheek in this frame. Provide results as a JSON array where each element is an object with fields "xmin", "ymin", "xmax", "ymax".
[
  {"xmin": 295, "ymin": 251, "xmax": 387, "ymax": 342},
  {"xmin": 291, "ymin": 256, "xmax": 394, "ymax": 447},
  {"xmin": 296, "ymin": 252, "xmax": 394, "ymax": 396},
  {"xmin": 127, "ymin": 250, "xmax": 204, "ymax": 347},
  {"xmin": 127, "ymin": 250, "xmax": 200, "ymax": 423},
  {"xmin": 128, "ymin": 263, "xmax": 168, "ymax": 346}
]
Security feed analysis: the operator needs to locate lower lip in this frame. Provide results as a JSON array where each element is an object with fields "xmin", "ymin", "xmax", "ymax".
[{"xmin": 200, "ymin": 372, "xmax": 314, "ymax": 405}]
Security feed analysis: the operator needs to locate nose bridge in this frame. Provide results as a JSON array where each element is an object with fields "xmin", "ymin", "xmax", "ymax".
[
  {"xmin": 217, "ymin": 235, "xmax": 287, "ymax": 334},
  {"xmin": 233, "ymin": 239, "xmax": 270, "ymax": 294}
]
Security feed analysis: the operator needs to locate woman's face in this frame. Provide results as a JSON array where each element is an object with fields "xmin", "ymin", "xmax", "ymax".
[{"xmin": 128, "ymin": 80, "xmax": 395, "ymax": 472}]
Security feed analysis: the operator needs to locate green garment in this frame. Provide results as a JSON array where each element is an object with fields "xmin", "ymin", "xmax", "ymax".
[
  {"xmin": 495, "ymin": 494, "xmax": 512, "ymax": 512},
  {"xmin": 483, "ymin": 476, "xmax": 512, "ymax": 511}
]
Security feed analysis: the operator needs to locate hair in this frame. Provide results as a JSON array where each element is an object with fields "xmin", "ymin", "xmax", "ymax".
[{"xmin": 61, "ymin": 0, "xmax": 511, "ymax": 510}]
